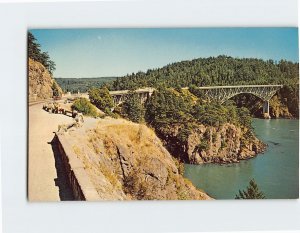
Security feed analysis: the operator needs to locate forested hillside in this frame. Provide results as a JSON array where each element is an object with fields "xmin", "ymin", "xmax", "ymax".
[
  {"xmin": 107, "ymin": 56, "xmax": 299, "ymax": 118},
  {"xmin": 109, "ymin": 56, "xmax": 298, "ymax": 89},
  {"xmin": 55, "ymin": 77, "xmax": 117, "ymax": 93}
]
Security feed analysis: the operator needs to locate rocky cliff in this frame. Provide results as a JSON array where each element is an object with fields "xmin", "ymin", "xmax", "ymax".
[
  {"xmin": 63, "ymin": 118, "xmax": 211, "ymax": 200},
  {"xmin": 156, "ymin": 123, "xmax": 265, "ymax": 164},
  {"xmin": 28, "ymin": 58, "xmax": 62, "ymax": 100}
]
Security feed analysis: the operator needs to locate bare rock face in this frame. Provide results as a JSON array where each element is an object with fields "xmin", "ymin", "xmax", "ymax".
[
  {"xmin": 28, "ymin": 58, "xmax": 62, "ymax": 99},
  {"xmin": 158, "ymin": 123, "xmax": 265, "ymax": 165},
  {"xmin": 66, "ymin": 118, "xmax": 211, "ymax": 200}
]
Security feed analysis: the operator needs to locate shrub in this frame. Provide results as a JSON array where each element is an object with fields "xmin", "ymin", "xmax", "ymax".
[
  {"xmin": 52, "ymin": 81, "xmax": 61, "ymax": 97},
  {"xmin": 211, "ymin": 132, "xmax": 217, "ymax": 143},
  {"xmin": 196, "ymin": 140, "xmax": 209, "ymax": 151},
  {"xmin": 72, "ymin": 97, "xmax": 98, "ymax": 117},
  {"xmin": 88, "ymin": 87, "xmax": 114, "ymax": 111},
  {"xmin": 220, "ymin": 140, "xmax": 227, "ymax": 149},
  {"xmin": 173, "ymin": 157, "xmax": 185, "ymax": 175},
  {"xmin": 178, "ymin": 127, "xmax": 191, "ymax": 143}
]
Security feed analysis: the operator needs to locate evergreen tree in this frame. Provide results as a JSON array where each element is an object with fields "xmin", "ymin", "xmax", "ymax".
[
  {"xmin": 121, "ymin": 92, "xmax": 145, "ymax": 123},
  {"xmin": 237, "ymin": 107, "xmax": 252, "ymax": 129},
  {"xmin": 28, "ymin": 32, "xmax": 42, "ymax": 62},
  {"xmin": 235, "ymin": 179, "xmax": 265, "ymax": 199}
]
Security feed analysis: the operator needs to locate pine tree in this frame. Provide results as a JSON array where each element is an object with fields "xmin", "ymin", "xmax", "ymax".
[
  {"xmin": 235, "ymin": 179, "xmax": 265, "ymax": 199},
  {"xmin": 122, "ymin": 92, "xmax": 145, "ymax": 123}
]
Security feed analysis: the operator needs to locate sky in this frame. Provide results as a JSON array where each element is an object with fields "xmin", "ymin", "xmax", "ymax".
[{"xmin": 30, "ymin": 28, "xmax": 299, "ymax": 78}]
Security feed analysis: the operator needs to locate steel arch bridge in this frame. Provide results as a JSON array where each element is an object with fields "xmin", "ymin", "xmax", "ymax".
[
  {"xmin": 193, "ymin": 84, "xmax": 283, "ymax": 117},
  {"xmin": 195, "ymin": 85, "xmax": 283, "ymax": 103}
]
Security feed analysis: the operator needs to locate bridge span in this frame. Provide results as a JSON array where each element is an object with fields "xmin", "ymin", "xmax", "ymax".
[
  {"xmin": 109, "ymin": 87, "xmax": 156, "ymax": 106},
  {"xmin": 189, "ymin": 85, "xmax": 283, "ymax": 117}
]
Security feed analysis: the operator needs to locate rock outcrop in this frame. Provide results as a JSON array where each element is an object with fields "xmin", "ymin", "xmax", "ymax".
[
  {"xmin": 28, "ymin": 58, "xmax": 62, "ymax": 100},
  {"xmin": 269, "ymin": 95, "xmax": 293, "ymax": 118},
  {"xmin": 63, "ymin": 118, "xmax": 211, "ymax": 200},
  {"xmin": 156, "ymin": 123, "xmax": 265, "ymax": 164}
]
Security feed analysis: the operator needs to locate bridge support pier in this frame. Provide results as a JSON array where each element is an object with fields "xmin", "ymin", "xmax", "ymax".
[{"xmin": 263, "ymin": 100, "xmax": 271, "ymax": 119}]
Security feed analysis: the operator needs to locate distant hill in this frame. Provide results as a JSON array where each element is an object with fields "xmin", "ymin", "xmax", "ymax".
[
  {"xmin": 55, "ymin": 77, "xmax": 117, "ymax": 93},
  {"xmin": 108, "ymin": 56, "xmax": 298, "ymax": 90}
]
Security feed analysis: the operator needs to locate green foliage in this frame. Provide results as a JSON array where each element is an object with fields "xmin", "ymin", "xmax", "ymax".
[
  {"xmin": 235, "ymin": 179, "xmax": 266, "ymax": 199},
  {"xmin": 211, "ymin": 132, "xmax": 217, "ymax": 143},
  {"xmin": 220, "ymin": 140, "xmax": 227, "ymax": 149},
  {"xmin": 145, "ymin": 88, "xmax": 193, "ymax": 127},
  {"xmin": 193, "ymin": 103, "xmax": 228, "ymax": 127},
  {"xmin": 177, "ymin": 127, "xmax": 191, "ymax": 143},
  {"xmin": 203, "ymin": 130, "xmax": 210, "ymax": 140},
  {"xmin": 72, "ymin": 98, "xmax": 98, "ymax": 117},
  {"xmin": 28, "ymin": 32, "xmax": 56, "ymax": 75},
  {"xmin": 88, "ymin": 87, "xmax": 114, "ymax": 111},
  {"xmin": 237, "ymin": 107, "xmax": 252, "ymax": 129},
  {"xmin": 196, "ymin": 141, "xmax": 209, "ymax": 151},
  {"xmin": 279, "ymin": 84, "xmax": 299, "ymax": 118},
  {"xmin": 121, "ymin": 92, "xmax": 145, "ymax": 123},
  {"xmin": 144, "ymin": 86, "xmax": 254, "ymax": 137}
]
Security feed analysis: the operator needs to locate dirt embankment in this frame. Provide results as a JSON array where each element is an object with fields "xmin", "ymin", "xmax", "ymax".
[{"xmin": 63, "ymin": 118, "xmax": 211, "ymax": 200}]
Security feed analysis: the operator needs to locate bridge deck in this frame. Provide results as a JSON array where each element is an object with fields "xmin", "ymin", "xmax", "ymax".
[
  {"xmin": 109, "ymin": 87, "xmax": 155, "ymax": 96},
  {"xmin": 196, "ymin": 84, "xmax": 283, "ymax": 89}
]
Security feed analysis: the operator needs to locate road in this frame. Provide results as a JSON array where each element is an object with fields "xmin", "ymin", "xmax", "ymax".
[{"xmin": 28, "ymin": 103, "xmax": 74, "ymax": 201}]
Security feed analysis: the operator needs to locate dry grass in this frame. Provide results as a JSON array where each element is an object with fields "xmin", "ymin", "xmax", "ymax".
[
  {"xmin": 88, "ymin": 132, "xmax": 105, "ymax": 155},
  {"xmin": 73, "ymin": 145, "xmax": 82, "ymax": 157},
  {"xmin": 66, "ymin": 117, "xmax": 211, "ymax": 200},
  {"xmin": 97, "ymin": 162, "xmax": 121, "ymax": 189}
]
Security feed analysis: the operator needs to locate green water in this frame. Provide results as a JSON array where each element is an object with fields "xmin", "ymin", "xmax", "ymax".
[{"xmin": 184, "ymin": 119, "xmax": 299, "ymax": 199}]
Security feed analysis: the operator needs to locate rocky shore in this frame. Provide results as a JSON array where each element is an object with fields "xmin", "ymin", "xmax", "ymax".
[{"xmin": 156, "ymin": 123, "xmax": 266, "ymax": 165}]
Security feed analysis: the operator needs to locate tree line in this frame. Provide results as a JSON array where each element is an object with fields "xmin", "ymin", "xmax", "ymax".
[
  {"xmin": 55, "ymin": 77, "xmax": 117, "ymax": 93},
  {"xmin": 107, "ymin": 56, "xmax": 298, "ymax": 90}
]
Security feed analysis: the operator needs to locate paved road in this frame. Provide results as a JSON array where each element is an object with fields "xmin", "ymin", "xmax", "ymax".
[{"xmin": 28, "ymin": 103, "xmax": 74, "ymax": 201}]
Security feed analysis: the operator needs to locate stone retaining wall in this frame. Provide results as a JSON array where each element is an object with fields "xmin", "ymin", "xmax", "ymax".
[{"xmin": 55, "ymin": 134, "xmax": 100, "ymax": 201}]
